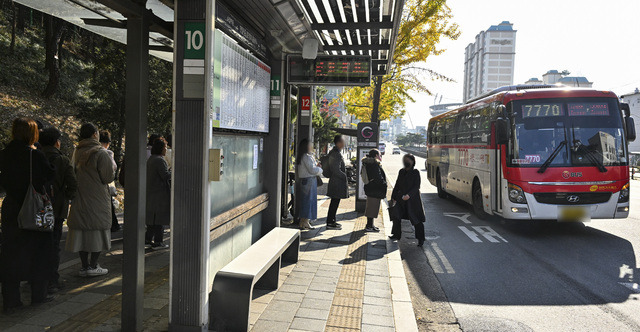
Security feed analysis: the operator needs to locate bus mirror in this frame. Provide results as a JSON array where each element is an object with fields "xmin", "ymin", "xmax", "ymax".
[
  {"xmin": 626, "ymin": 117, "xmax": 636, "ymax": 142},
  {"xmin": 621, "ymin": 103, "xmax": 631, "ymax": 117},
  {"xmin": 496, "ymin": 105, "xmax": 507, "ymax": 117},
  {"xmin": 495, "ymin": 118, "xmax": 508, "ymax": 144}
]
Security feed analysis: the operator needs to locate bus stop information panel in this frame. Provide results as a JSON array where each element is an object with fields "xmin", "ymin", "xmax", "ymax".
[{"xmin": 287, "ymin": 55, "xmax": 371, "ymax": 86}]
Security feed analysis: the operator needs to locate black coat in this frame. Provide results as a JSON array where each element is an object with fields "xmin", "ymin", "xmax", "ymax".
[
  {"xmin": 0, "ymin": 140, "xmax": 55, "ymax": 282},
  {"xmin": 391, "ymin": 168, "xmax": 426, "ymax": 223},
  {"xmin": 326, "ymin": 147, "xmax": 349, "ymax": 199},
  {"xmin": 41, "ymin": 145, "xmax": 77, "ymax": 220},
  {"xmin": 146, "ymin": 155, "xmax": 171, "ymax": 226},
  {"xmin": 362, "ymin": 157, "xmax": 387, "ymax": 199}
]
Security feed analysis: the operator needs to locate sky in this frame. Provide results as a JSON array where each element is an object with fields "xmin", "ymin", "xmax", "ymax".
[{"xmin": 401, "ymin": 0, "xmax": 640, "ymax": 129}]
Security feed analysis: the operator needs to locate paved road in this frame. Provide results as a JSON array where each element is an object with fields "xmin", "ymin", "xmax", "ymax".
[{"xmin": 381, "ymin": 143, "xmax": 640, "ymax": 332}]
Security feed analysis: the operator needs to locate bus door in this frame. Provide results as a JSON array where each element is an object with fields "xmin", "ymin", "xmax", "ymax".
[{"xmin": 491, "ymin": 120, "xmax": 503, "ymax": 214}]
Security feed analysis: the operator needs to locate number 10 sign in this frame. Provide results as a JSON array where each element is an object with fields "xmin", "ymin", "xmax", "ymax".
[{"xmin": 184, "ymin": 22, "xmax": 206, "ymax": 59}]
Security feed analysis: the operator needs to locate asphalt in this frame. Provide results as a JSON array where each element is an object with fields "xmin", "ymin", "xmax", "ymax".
[{"xmin": 382, "ymin": 143, "xmax": 640, "ymax": 332}]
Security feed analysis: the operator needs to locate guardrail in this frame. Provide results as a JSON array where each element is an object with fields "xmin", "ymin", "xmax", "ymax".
[{"xmin": 398, "ymin": 146, "xmax": 427, "ymax": 158}]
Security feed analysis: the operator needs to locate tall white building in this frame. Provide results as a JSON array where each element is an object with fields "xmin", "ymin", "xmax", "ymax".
[{"xmin": 463, "ymin": 21, "xmax": 517, "ymax": 102}]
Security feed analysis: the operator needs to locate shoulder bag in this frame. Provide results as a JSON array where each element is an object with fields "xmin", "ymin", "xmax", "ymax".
[{"xmin": 17, "ymin": 149, "xmax": 55, "ymax": 232}]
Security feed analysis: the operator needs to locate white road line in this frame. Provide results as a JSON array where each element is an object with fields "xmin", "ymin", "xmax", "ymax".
[
  {"xmin": 423, "ymin": 245, "xmax": 445, "ymax": 274},
  {"xmin": 431, "ymin": 243, "xmax": 455, "ymax": 274},
  {"xmin": 444, "ymin": 213, "xmax": 472, "ymax": 224},
  {"xmin": 473, "ymin": 226, "xmax": 508, "ymax": 243},
  {"xmin": 459, "ymin": 226, "xmax": 482, "ymax": 242}
]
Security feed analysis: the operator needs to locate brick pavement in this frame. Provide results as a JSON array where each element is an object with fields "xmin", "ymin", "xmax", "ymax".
[{"xmin": 0, "ymin": 196, "xmax": 419, "ymax": 332}]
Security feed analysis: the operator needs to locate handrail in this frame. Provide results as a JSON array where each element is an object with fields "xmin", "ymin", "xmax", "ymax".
[{"xmin": 209, "ymin": 193, "xmax": 269, "ymax": 241}]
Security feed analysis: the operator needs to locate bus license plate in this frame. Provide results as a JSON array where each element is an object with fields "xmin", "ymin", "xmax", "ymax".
[{"xmin": 558, "ymin": 206, "xmax": 589, "ymax": 222}]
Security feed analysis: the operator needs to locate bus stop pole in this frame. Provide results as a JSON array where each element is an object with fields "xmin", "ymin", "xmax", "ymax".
[{"xmin": 122, "ymin": 12, "xmax": 150, "ymax": 332}]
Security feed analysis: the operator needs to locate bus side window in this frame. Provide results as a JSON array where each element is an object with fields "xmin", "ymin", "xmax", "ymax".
[{"xmin": 457, "ymin": 113, "xmax": 471, "ymax": 143}]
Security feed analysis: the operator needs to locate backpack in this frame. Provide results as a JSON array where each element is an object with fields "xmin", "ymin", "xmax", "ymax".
[{"xmin": 320, "ymin": 154, "xmax": 332, "ymax": 178}]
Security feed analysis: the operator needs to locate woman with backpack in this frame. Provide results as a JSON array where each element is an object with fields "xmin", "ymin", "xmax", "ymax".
[
  {"xmin": 296, "ymin": 139, "xmax": 323, "ymax": 230},
  {"xmin": 361, "ymin": 149, "xmax": 387, "ymax": 232}
]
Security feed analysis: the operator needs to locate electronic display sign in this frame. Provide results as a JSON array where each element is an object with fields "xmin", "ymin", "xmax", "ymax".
[{"xmin": 287, "ymin": 55, "xmax": 372, "ymax": 86}]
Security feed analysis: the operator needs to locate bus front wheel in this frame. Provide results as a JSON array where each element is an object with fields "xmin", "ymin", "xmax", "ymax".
[
  {"xmin": 472, "ymin": 180, "xmax": 488, "ymax": 220},
  {"xmin": 436, "ymin": 169, "xmax": 447, "ymax": 199}
]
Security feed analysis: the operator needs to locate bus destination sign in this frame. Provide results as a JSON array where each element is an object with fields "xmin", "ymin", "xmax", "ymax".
[{"xmin": 287, "ymin": 55, "xmax": 371, "ymax": 86}]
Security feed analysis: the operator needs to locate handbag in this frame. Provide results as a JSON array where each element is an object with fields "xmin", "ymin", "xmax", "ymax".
[
  {"xmin": 387, "ymin": 201, "xmax": 401, "ymax": 222},
  {"xmin": 17, "ymin": 149, "xmax": 55, "ymax": 232},
  {"xmin": 316, "ymin": 176, "xmax": 323, "ymax": 187}
]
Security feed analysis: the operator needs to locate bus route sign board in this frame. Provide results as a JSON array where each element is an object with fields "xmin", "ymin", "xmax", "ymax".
[
  {"xmin": 287, "ymin": 55, "xmax": 371, "ymax": 86},
  {"xmin": 357, "ymin": 122, "xmax": 378, "ymax": 147}
]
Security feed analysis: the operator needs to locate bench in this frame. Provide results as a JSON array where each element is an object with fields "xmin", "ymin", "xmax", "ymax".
[{"xmin": 211, "ymin": 227, "xmax": 300, "ymax": 331}]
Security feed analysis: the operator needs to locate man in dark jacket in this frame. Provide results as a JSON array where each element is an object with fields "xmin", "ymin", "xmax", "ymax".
[
  {"xmin": 39, "ymin": 127, "xmax": 78, "ymax": 292},
  {"xmin": 326, "ymin": 135, "xmax": 348, "ymax": 229}
]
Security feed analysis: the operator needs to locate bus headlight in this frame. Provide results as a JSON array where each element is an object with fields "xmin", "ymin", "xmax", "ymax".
[
  {"xmin": 619, "ymin": 182, "xmax": 630, "ymax": 203},
  {"xmin": 508, "ymin": 183, "xmax": 527, "ymax": 204}
]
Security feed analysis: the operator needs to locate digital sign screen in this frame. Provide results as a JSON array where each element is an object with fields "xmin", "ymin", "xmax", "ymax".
[
  {"xmin": 522, "ymin": 103, "xmax": 564, "ymax": 118},
  {"xmin": 568, "ymin": 103, "xmax": 610, "ymax": 116},
  {"xmin": 287, "ymin": 55, "xmax": 371, "ymax": 86}
]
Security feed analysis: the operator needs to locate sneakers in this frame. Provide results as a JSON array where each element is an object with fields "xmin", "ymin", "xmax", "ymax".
[
  {"xmin": 85, "ymin": 265, "xmax": 109, "ymax": 277},
  {"xmin": 78, "ymin": 268, "xmax": 88, "ymax": 277},
  {"xmin": 326, "ymin": 222, "xmax": 342, "ymax": 229},
  {"xmin": 365, "ymin": 226, "xmax": 380, "ymax": 232},
  {"xmin": 151, "ymin": 242, "xmax": 169, "ymax": 250}
]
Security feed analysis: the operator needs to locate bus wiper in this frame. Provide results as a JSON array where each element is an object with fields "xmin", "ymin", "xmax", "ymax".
[
  {"xmin": 573, "ymin": 141, "xmax": 608, "ymax": 172},
  {"xmin": 538, "ymin": 141, "xmax": 567, "ymax": 174}
]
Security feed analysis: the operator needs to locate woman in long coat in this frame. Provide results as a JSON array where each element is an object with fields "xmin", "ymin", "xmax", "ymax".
[
  {"xmin": 390, "ymin": 154, "xmax": 426, "ymax": 246},
  {"xmin": 145, "ymin": 139, "xmax": 171, "ymax": 249},
  {"xmin": 361, "ymin": 149, "xmax": 387, "ymax": 232},
  {"xmin": 66, "ymin": 123, "xmax": 115, "ymax": 277},
  {"xmin": 0, "ymin": 118, "xmax": 56, "ymax": 311}
]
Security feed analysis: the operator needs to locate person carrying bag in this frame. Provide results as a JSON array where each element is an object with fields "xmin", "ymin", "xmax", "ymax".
[{"xmin": 361, "ymin": 149, "xmax": 387, "ymax": 232}]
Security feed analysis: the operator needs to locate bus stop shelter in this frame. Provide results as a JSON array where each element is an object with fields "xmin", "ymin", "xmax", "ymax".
[{"xmin": 12, "ymin": 0, "xmax": 405, "ymax": 330}]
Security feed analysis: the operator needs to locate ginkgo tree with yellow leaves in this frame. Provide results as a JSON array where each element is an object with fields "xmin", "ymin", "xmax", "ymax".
[{"xmin": 340, "ymin": 0, "xmax": 460, "ymax": 122}]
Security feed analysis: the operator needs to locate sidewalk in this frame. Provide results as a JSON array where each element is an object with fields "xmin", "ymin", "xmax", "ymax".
[
  {"xmin": 0, "ymin": 196, "xmax": 419, "ymax": 331},
  {"xmin": 251, "ymin": 196, "xmax": 419, "ymax": 332}
]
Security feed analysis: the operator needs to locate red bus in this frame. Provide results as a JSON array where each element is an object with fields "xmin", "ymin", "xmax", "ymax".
[{"xmin": 426, "ymin": 86, "xmax": 636, "ymax": 221}]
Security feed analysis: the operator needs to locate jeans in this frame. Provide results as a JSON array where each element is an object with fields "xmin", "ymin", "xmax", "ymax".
[
  {"xmin": 145, "ymin": 225, "xmax": 164, "ymax": 244},
  {"xmin": 327, "ymin": 198, "xmax": 341, "ymax": 224}
]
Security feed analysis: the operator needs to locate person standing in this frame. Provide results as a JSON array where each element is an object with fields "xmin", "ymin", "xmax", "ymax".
[
  {"xmin": 326, "ymin": 135, "xmax": 348, "ymax": 229},
  {"xmin": 66, "ymin": 123, "xmax": 115, "ymax": 277},
  {"xmin": 0, "ymin": 118, "xmax": 56, "ymax": 312},
  {"xmin": 390, "ymin": 154, "xmax": 426, "ymax": 246},
  {"xmin": 99, "ymin": 130, "xmax": 121, "ymax": 233},
  {"xmin": 39, "ymin": 127, "xmax": 78, "ymax": 293},
  {"xmin": 296, "ymin": 139, "xmax": 323, "ymax": 230},
  {"xmin": 361, "ymin": 149, "xmax": 387, "ymax": 232},
  {"xmin": 146, "ymin": 139, "xmax": 171, "ymax": 249}
]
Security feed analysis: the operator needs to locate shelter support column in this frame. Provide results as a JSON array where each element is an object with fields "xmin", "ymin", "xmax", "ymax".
[
  {"xmin": 170, "ymin": 0, "xmax": 214, "ymax": 330},
  {"xmin": 121, "ymin": 11, "xmax": 149, "ymax": 332},
  {"xmin": 262, "ymin": 58, "xmax": 286, "ymax": 234}
]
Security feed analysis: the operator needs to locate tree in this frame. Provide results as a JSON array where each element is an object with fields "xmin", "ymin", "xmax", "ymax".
[
  {"xmin": 42, "ymin": 14, "xmax": 66, "ymax": 97},
  {"xmin": 312, "ymin": 86, "xmax": 338, "ymax": 153},
  {"xmin": 340, "ymin": 0, "xmax": 460, "ymax": 122}
]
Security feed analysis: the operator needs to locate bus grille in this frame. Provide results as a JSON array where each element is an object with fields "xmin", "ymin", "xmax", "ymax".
[{"xmin": 533, "ymin": 192, "xmax": 612, "ymax": 205}]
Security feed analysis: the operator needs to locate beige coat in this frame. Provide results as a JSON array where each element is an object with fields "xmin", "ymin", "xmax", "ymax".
[{"xmin": 67, "ymin": 139, "xmax": 115, "ymax": 231}]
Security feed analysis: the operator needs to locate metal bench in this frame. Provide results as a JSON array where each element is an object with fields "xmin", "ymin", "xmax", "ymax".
[{"xmin": 211, "ymin": 227, "xmax": 300, "ymax": 331}]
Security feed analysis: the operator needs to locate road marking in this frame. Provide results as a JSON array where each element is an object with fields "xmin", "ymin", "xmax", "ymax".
[
  {"xmin": 619, "ymin": 282, "xmax": 640, "ymax": 293},
  {"xmin": 459, "ymin": 226, "xmax": 482, "ymax": 242},
  {"xmin": 423, "ymin": 243, "xmax": 455, "ymax": 274},
  {"xmin": 444, "ymin": 213, "xmax": 472, "ymax": 224},
  {"xmin": 472, "ymin": 226, "xmax": 508, "ymax": 243},
  {"xmin": 431, "ymin": 243, "xmax": 455, "ymax": 274}
]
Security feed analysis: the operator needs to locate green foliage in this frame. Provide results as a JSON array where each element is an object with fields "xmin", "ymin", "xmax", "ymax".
[
  {"xmin": 396, "ymin": 132, "xmax": 426, "ymax": 147},
  {"xmin": 312, "ymin": 86, "xmax": 339, "ymax": 152}
]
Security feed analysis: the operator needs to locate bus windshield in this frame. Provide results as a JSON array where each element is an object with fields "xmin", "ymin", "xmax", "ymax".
[{"xmin": 508, "ymin": 97, "xmax": 627, "ymax": 168}]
